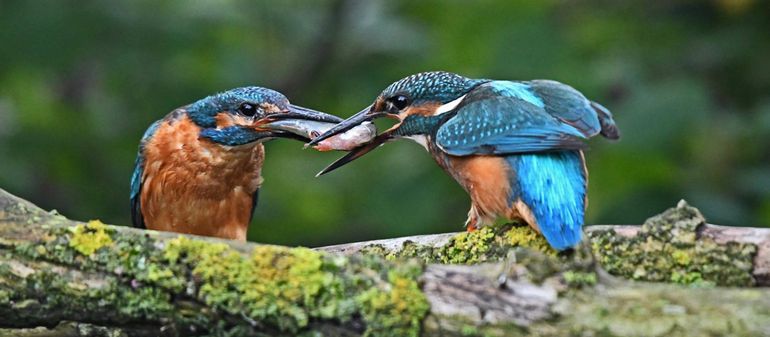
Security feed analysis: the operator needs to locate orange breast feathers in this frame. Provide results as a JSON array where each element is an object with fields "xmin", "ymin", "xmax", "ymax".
[
  {"xmin": 139, "ymin": 115, "xmax": 264, "ymax": 241},
  {"xmin": 437, "ymin": 153, "xmax": 541, "ymax": 232},
  {"xmin": 442, "ymin": 155, "xmax": 513, "ymax": 223}
]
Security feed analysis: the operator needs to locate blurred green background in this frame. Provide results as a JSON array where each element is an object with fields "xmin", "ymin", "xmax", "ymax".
[{"xmin": 1, "ymin": 0, "xmax": 768, "ymax": 246}]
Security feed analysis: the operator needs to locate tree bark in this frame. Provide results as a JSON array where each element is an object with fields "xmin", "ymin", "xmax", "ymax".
[{"xmin": 1, "ymin": 188, "xmax": 769, "ymax": 337}]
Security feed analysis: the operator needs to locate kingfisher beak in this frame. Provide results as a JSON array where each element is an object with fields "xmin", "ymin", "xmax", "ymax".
[
  {"xmin": 258, "ymin": 104, "xmax": 344, "ymax": 141},
  {"xmin": 278, "ymin": 104, "xmax": 344, "ymax": 123},
  {"xmin": 312, "ymin": 104, "xmax": 401, "ymax": 176},
  {"xmin": 305, "ymin": 104, "xmax": 384, "ymax": 147},
  {"xmin": 315, "ymin": 132, "xmax": 392, "ymax": 176}
]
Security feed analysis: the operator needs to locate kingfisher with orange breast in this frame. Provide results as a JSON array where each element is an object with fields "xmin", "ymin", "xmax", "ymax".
[
  {"xmin": 130, "ymin": 87, "xmax": 348, "ymax": 241},
  {"xmin": 308, "ymin": 71, "xmax": 619, "ymax": 250}
]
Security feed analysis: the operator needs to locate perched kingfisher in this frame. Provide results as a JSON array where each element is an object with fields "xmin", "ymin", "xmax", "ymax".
[
  {"xmin": 308, "ymin": 71, "xmax": 619, "ymax": 250},
  {"xmin": 130, "ymin": 87, "xmax": 343, "ymax": 241}
]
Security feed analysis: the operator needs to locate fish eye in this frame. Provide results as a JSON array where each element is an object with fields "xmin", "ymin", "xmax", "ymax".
[
  {"xmin": 238, "ymin": 103, "xmax": 258, "ymax": 117},
  {"xmin": 388, "ymin": 95, "xmax": 410, "ymax": 111}
]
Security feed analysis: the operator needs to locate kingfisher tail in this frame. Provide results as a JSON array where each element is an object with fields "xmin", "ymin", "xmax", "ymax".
[
  {"xmin": 590, "ymin": 101, "xmax": 620, "ymax": 140},
  {"xmin": 511, "ymin": 151, "xmax": 586, "ymax": 250}
]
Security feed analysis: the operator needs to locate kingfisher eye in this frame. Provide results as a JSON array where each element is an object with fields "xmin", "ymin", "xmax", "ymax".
[
  {"xmin": 238, "ymin": 103, "xmax": 258, "ymax": 117},
  {"xmin": 389, "ymin": 95, "xmax": 410, "ymax": 111}
]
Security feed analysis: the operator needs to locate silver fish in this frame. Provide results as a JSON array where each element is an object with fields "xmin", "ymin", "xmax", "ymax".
[{"xmin": 264, "ymin": 119, "xmax": 377, "ymax": 151}]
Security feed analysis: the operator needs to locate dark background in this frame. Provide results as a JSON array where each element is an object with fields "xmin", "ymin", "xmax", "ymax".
[{"xmin": 1, "ymin": 0, "xmax": 768, "ymax": 246}]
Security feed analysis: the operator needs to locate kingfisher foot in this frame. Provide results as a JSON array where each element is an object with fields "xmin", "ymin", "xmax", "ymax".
[
  {"xmin": 464, "ymin": 204, "xmax": 483, "ymax": 232},
  {"xmin": 464, "ymin": 215, "xmax": 479, "ymax": 232}
]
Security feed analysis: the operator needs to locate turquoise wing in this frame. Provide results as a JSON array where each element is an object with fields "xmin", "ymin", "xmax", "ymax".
[
  {"xmin": 130, "ymin": 120, "xmax": 161, "ymax": 229},
  {"xmin": 436, "ymin": 80, "xmax": 602, "ymax": 156}
]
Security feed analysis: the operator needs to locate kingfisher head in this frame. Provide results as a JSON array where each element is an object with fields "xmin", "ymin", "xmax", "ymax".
[
  {"xmin": 307, "ymin": 71, "xmax": 487, "ymax": 174},
  {"xmin": 186, "ymin": 86, "xmax": 342, "ymax": 146}
]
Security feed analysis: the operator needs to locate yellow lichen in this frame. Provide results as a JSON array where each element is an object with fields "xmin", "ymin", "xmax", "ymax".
[
  {"xmin": 68, "ymin": 220, "xmax": 113, "ymax": 256},
  {"xmin": 440, "ymin": 227, "xmax": 496, "ymax": 264},
  {"xmin": 671, "ymin": 249, "xmax": 692, "ymax": 266},
  {"xmin": 162, "ymin": 236, "xmax": 428, "ymax": 335},
  {"xmin": 15, "ymin": 229, "xmax": 427, "ymax": 335},
  {"xmin": 563, "ymin": 271, "xmax": 597, "ymax": 287},
  {"xmin": 505, "ymin": 226, "xmax": 557, "ymax": 256},
  {"xmin": 588, "ymin": 202, "xmax": 757, "ymax": 286},
  {"xmin": 238, "ymin": 246, "xmax": 339, "ymax": 329},
  {"xmin": 357, "ymin": 271, "xmax": 430, "ymax": 337},
  {"xmin": 367, "ymin": 223, "xmax": 561, "ymax": 265}
]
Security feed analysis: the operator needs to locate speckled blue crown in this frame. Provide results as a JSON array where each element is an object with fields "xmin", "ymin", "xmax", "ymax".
[
  {"xmin": 188, "ymin": 87, "xmax": 289, "ymax": 127},
  {"xmin": 380, "ymin": 71, "xmax": 488, "ymax": 104}
]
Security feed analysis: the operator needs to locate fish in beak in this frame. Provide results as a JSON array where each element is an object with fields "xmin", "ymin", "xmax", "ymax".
[
  {"xmin": 260, "ymin": 104, "xmax": 378, "ymax": 150},
  {"xmin": 306, "ymin": 104, "xmax": 400, "ymax": 176}
]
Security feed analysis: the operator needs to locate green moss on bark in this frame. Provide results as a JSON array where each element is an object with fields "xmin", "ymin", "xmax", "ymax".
[
  {"xmin": 163, "ymin": 236, "xmax": 430, "ymax": 336},
  {"xmin": 360, "ymin": 224, "xmax": 557, "ymax": 265},
  {"xmin": 545, "ymin": 285, "xmax": 770, "ymax": 337},
  {"xmin": 356, "ymin": 270, "xmax": 429, "ymax": 337},
  {"xmin": 588, "ymin": 201, "xmax": 757, "ymax": 286},
  {"xmin": 358, "ymin": 202, "xmax": 758, "ymax": 288},
  {"xmin": 4, "ymin": 223, "xmax": 430, "ymax": 336}
]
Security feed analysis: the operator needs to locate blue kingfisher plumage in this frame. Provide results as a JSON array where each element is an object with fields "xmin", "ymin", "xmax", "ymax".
[
  {"xmin": 130, "ymin": 87, "xmax": 342, "ymax": 241},
  {"xmin": 308, "ymin": 71, "xmax": 619, "ymax": 250}
]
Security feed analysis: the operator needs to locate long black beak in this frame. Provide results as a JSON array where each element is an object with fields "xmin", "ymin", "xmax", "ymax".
[
  {"xmin": 305, "ymin": 104, "xmax": 378, "ymax": 146},
  {"xmin": 273, "ymin": 104, "xmax": 343, "ymax": 123},
  {"xmin": 307, "ymin": 103, "xmax": 398, "ymax": 175},
  {"xmin": 258, "ymin": 104, "xmax": 343, "ymax": 142},
  {"xmin": 315, "ymin": 132, "xmax": 392, "ymax": 176}
]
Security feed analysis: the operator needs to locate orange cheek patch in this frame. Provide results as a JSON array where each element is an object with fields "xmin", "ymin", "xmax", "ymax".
[
  {"xmin": 215, "ymin": 112, "xmax": 253, "ymax": 128},
  {"xmin": 404, "ymin": 103, "xmax": 441, "ymax": 117}
]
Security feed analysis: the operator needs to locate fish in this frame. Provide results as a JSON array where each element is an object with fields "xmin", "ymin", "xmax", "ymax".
[{"xmin": 263, "ymin": 119, "xmax": 377, "ymax": 151}]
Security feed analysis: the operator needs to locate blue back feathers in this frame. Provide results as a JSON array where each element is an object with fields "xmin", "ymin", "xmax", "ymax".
[
  {"xmin": 527, "ymin": 80, "xmax": 603, "ymax": 138},
  {"xmin": 380, "ymin": 72, "xmax": 618, "ymax": 150},
  {"xmin": 510, "ymin": 151, "xmax": 586, "ymax": 250},
  {"xmin": 488, "ymin": 81, "xmax": 544, "ymax": 108},
  {"xmin": 436, "ymin": 81, "xmax": 588, "ymax": 156}
]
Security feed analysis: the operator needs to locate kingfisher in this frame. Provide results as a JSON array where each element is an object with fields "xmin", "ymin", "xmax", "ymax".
[
  {"xmin": 308, "ymin": 71, "xmax": 619, "ymax": 250},
  {"xmin": 130, "ymin": 87, "xmax": 343, "ymax": 241}
]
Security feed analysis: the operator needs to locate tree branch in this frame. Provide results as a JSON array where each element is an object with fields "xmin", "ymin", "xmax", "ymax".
[{"xmin": 1, "ymin": 188, "xmax": 769, "ymax": 336}]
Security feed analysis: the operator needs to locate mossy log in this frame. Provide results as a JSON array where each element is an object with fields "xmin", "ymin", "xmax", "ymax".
[{"xmin": 1, "ymin": 188, "xmax": 770, "ymax": 337}]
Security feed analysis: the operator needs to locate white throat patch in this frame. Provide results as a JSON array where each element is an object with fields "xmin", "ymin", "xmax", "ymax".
[
  {"xmin": 433, "ymin": 94, "xmax": 466, "ymax": 116},
  {"xmin": 405, "ymin": 135, "xmax": 430, "ymax": 151}
]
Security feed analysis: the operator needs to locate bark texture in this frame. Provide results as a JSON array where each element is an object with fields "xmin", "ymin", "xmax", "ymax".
[{"xmin": 1, "ymin": 188, "xmax": 769, "ymax": 337}]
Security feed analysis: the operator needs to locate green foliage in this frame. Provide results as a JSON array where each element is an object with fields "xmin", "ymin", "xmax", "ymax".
[{"xmin": 0, "ymin": 1, "xmax": 768, "ymax": 248}]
